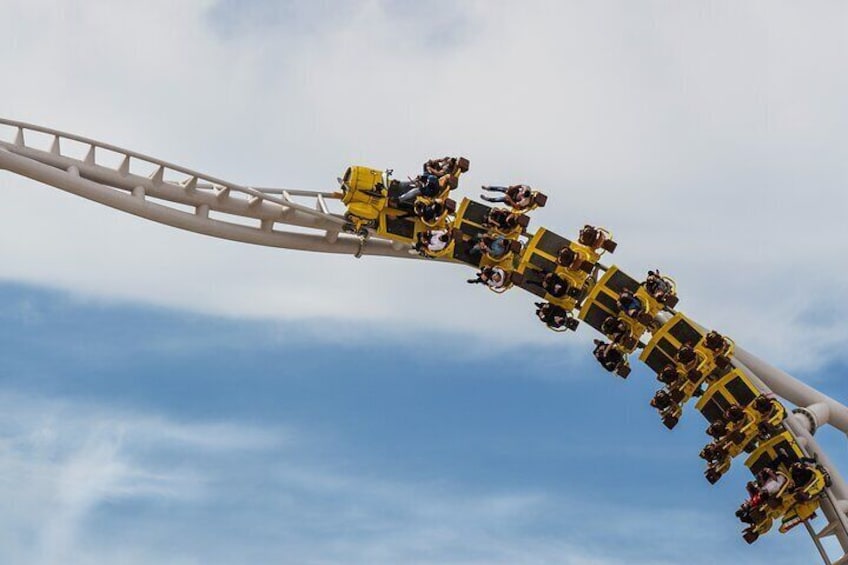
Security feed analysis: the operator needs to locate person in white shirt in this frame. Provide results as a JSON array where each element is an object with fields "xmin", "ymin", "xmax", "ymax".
[{"xmin": 467, "ymin": 266, "xmax": 508, "ymax": 290}]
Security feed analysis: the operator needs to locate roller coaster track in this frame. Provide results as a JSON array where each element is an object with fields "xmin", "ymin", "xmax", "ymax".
[{"xmin": 1, "ymin": 118, "xmax": 847, "ymax": 563}]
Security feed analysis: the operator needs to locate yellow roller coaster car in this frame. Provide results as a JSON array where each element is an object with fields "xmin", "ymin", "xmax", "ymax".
[
  {"xmin": 513, "ymin": 228, "xmax": 595, "ymax": 312},
  {"xmin": 450, "ymin": 198, "xmax": 522, "ymax": 269},
  {"xmin": 579, "ymin": 266, "xmax": 655, "ymax": 353},
  {"xmin": 697, "ymin": 372, "xmax": 786, "ymax": 483},
  {"xmin": 641, "ymin": 314, "xmax": 735, "ymax": 429},
  {"xmin": 482, "ymin": 207, "xmax": 531, "ymax": 238},
  {"xmin": 639, "ymin": 314, "xmax": 731, "ymax": 377},
  {"xmin": 740, "ymin": 432, "xmax": 830, "ymax": 543},
  {"xmin": 339, "ymin": 158, "xmax": 468, "ymax": 241},
  {"xmin": 340, "ymin": 165, "xmax": 389, "ymax": 233},
  {"xmin": 697, "ymin": 367, "xmax": 761, "ymax": 425}
]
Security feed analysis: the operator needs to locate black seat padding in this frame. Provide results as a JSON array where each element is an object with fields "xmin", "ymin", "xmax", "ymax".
[
  {"xmin": 537, "ymin": 229, "xmax": 570, "ymax": 257},
  {"xmin": 515, "ymin": 268, "xmax": 548, "ymax": 298},
  {"xmin": 463, "ymin": 201, "xmax": 493, "ymax": 226}
]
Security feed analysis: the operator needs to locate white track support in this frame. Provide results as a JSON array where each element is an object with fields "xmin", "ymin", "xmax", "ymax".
[
  {"xmin": 0, "ymin": 119, "xmax": 420, "ymax": 259},
  {"xmin": 735, "ymin": 347, "xmax": 848, "ymax": 435}
]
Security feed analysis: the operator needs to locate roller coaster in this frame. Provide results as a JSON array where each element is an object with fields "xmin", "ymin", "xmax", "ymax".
[{"xmin": 2, "ymin": 118, "xmax": 848, "ymax": 562}]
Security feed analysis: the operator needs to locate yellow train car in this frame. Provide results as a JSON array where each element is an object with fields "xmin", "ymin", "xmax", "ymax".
[
  {"xmin": 746, "ymin": 431, "xmax": 805, "ymax": 477},
  {"xmin": 643, "ymin": 314, "xmax": 737, "ymax": 428},
  {"xmin": 340, "ymin": 165, "xmax": 389, "ymax": 231},
  {"xmin": 696, "ymin": 370, "xmax": 785, "ymax": 483},
  {"xmin": 513, "ymin": 228, "xmax": 596, "ymax": 312},
  {"xmin": 742, "ymin": 432, "xmax": 829, "ymax": 542},
  {"xmin": 579, "ymin": 266, "xmax": 653, "ymax": 352},
  {"xmin": 450, "ymin": 198, "xmax": 522, "ymax": 269},
  {"xmin": 339, "ymin": 158, "xmax": 468, "ymax": 240},
  {"xmin": 696, "ymin": 368, "xmax": 761, "ymax": 425},
  {"xmin": 639, "ymin": 313, "xmax": 705, "ymax": 373},
  {"xmin": 378, "ymin": 199, "xmax": 457, "ymax": 247}
]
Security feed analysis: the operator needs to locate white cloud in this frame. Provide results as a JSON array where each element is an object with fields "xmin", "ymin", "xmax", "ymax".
[
  {"xmin": 0, "ymin": 0, "xmax": 847, "ymax": 373},
  {"xmin": 0, "ymin": 392, "xmax": 283, "ymax": 565}
]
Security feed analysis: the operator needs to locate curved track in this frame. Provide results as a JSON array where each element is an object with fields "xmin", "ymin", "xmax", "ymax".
[{"xmin": 2, "ymin": 118, "xmax": 847, "ymax": 563}]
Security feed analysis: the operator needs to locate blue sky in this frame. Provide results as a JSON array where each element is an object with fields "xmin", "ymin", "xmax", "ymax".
[
  {"xmin": 2, "ymin": 1, "xmax": 848, "ymax": 563},
  {"xmin": 2, "ymin": 281, "xmax": 847, "ymax": 564}
]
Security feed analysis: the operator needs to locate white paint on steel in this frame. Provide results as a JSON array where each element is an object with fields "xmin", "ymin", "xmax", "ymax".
[{"xmin": 0, "ymin": 118, "xmax": 421, "ymax": 259}]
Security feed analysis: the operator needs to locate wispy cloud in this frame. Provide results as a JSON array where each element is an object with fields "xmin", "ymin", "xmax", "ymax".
[{"xmin": 0, "ymin": 389, "xmax": 816, "ymax": 565}]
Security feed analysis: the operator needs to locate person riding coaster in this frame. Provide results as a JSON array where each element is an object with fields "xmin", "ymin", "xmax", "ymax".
[
  {"xmin": 480, "ymin": 184, "xmax": 545, "ymax": 212},
  {"xmin": 469, "ymin": 233, "xmax": 514, "ymax": 261},
  {"xmin": 674, "ymin": 343, "xmax": 708, "ymax": 382},
  {"xmin": 395, "ymin": 156, "xmax": 469, "ymax": 205},
  {"xmin": 616, "ymin": 289, "xmax": 653, "ymax": 325},
  {"xmin": 702, "ymin": 398, "xmax": 790, "ymax": 485},
  {"xmin": 483, "ymin": 207, "xmax": 529, "ymax": 236},
  {"xmin": 592, "ymin": 339, "xmax": 631, "ymax": 378},
  {"xmin": 578, "ymin": 224, "xmax": 617, "ymax": 253},
  {"xmin": 703, "ymin": 330, "xmax": 733, "ymax": 368},
  {"xmin": 736, "ymin": 481, "xmax": 764, "ymax": 526},
  {"xmin": 650, "ymin": 389, "xmax": 673, "ymax": 411},
  {"xmin": 467, "ymin": 265, "xmax": 513, "ymax": 293},
  {"xmin": 752, "ymin": 395, "xmax": 784, "ymax": 436},
  {"xmin": 556, "ymin": 245, "xmax": 593, "ymax": 274},
  {"xmin": 412, "ymin": 198, "xmax": 453, "ymax": 227},
  {"xmin": 541, "ymin": 272, "xmax": 573, "ymax": 299},
  {"xmin": 535, "ymin": 302, "xmax": 579, "ymax": 332},
  {"xmin": 706, "ymin": 418, "xmax": 729, "ymax": 440},
  {"xmin": 414, "ymin": 228, "xmax": 452, "ymax": 257},
  {"xmin": 395, "ymin": 173, "xmax": 445, "ymax": 205},
  {"xmin": 657, "ymin": 365, "xmax": 683, "ymax": 386},
  {"xmin": 527, "ymin": 271, "xmax": 580, "ymax": 299},
  {"xmin": 643, "ymin": 269, "xmax": 678, "ymax": 307},
  {"xmin": 424, "ymin": 156, "xmax": 468, "ymax": 179},
  {"xmin": 600, "ymin": 316, "xmax": 636, "ymax": 348}
]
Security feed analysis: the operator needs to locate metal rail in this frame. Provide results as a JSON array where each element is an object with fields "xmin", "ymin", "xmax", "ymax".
[{"xmin": 0, "ymin": 119, "xmax": 419, "ymax": 259}]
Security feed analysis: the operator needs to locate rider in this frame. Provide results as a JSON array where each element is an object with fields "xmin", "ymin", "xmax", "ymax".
[
  {"xmin": 557, "ymin": 246, "xmax": 585, "ymax": 271},
  {"xmin": 756, "ymin": 467, "xmax": 788, "ymax": 500},
  {"xmin": 593, "ymin": 339, "xmax": 626, "ymax": 374},
  {"xmin": 644, "ymin": 269, "xmax": 673, "ymax": 302},
  {"xmin": 675, "ymin": 343, "xmax": 698, "ymax": 366},
  {"xmin": 650, "ymin": 389, "xmax": 673, "ymax": 410},
  {"xmin": 601, "ymin": 316, "xmax": 630, "ymax": 344},
  {"xmin": 736, "ymin": 481, "xmax": 764, "ymax": 525},
  {"xmin": 485, "ymin": 208, "xmax": 521, "ymax": 232},
  {"xmin": 467, "ymin": 266, "xmax": 508, "ymax": 290},
  {"xmin": 470, "ymin": 233, "xmax": 511, "ymax": 260},
  {"xmin": 480, "ymin": 184, "xmax": 535, "ymax": 210},
  {"xmin": 617, "ymin": 289, "xmax": 644, "ymax": 318},
  {"xmin": 416, "ymin": 229, "xmax": 451, "ymax": 254},
  {"xmin": 423, "ymin": 157, "xmax": 454, "ymax": 178},
  {"xmin": 535, "ymin": 302, "xmax": 574, "ymax": 330},
  {"xmin": 398, "ymin": 173, "xmax": 442, "ymax": 204},
  {"xmin": 657, "ymin": 365, "xmax": 681, "ymax": 386},
  {"xmin": 578, "ymin": 224, "xmax": 611, "ymax": 251},
  {"xmin": 413, "ymin": 199, "xmax": 447, "ymax": 224},
  {"xmin": 541, "ymin": 272, "xmax": 570, "ymax": 298},
  {"xmin": 704, "ymin": 331, "xmax": 729, "ymax": 354}
]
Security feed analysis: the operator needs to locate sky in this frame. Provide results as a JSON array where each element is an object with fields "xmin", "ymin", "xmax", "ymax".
[{"xmin": 1, "ymin": 1, "xmax": 848, "ymax": 564}]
